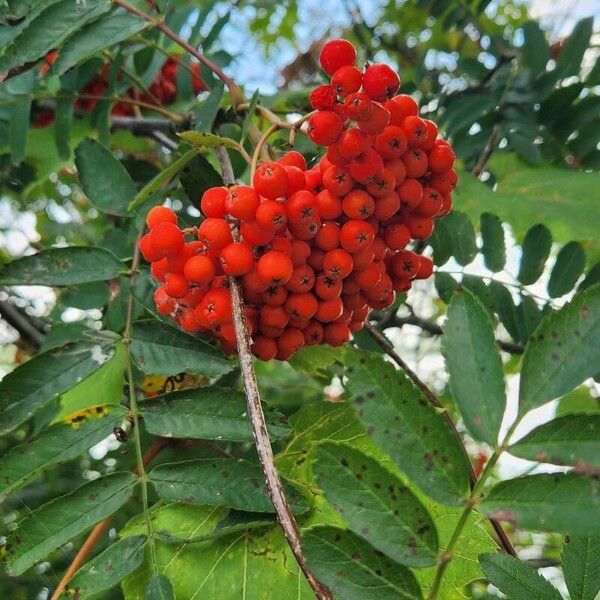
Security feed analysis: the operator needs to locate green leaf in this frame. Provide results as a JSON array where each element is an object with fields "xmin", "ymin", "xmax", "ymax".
[
  {"xmin": 75, "ymin": 138, "xmax": 137, "ymax": 216},
  {"xmin": 66, "ymin": 535, "xmax": 147, "ymax": 599},
  {"xmin": 0, "ymin": 406, "xmax": 126, "ymax": 500},
  {"xmin": 562, "ymin": 534, "xmax": 600, "ymax": 600},
  {"xmin": 312, "ymin": 443, "xmax": 438, "ymax": 567},
  {"xmin": 489, "ymin": 280, "xmax": 520, "ymax": 341},
  {"xmin": 521, "ymin": 21, "xmax": 550, "ymax": 76},
  {"xmin": 177, "ymin": 130, "xmax": 239, "ymax": 150},
  {"xmin": 580, "ymin": 262, "xmax": 600, "ymax": 292},
  {"xmin": 140, "ymin": 386, "xmax": 290, "ymax": 442},
  {"xmin": 3, "ymin": 472, "xmax": 137, "ymax": 576},
  {"xmin": 0, "ymin": 246, "xmax": 125, "ymax": 285},
  {"xmin": 193, "ymin": 82, "xmax": 224, "ymax": 132},
  {"xmin": 547, "ymin": 241, "xmax": 586, "ymax": 298},
  {"xmin": 443, "ymin": 288, "xmax": 506, "ymax": 445},
  {"xmin": 303, "ymin": 526, "xmax": 423, "ymax": 600},
  {"xmin": 149, "ymin": 458, "xmax": 308, "ymax": 514},
  {"xmin": 556, "ymin": 17, "xmax": 594, "ymax": 78},
  {"xmin": 431, "ymin": 212, "xmax": 477, "ymax": 267},
  {"xmin": 121, "ymin": 504, "xmax": 314, "ymax": 599},
  {"xmin": 481, "ymin": 473, "xmax": 600, "ymax": 534},
  {"xmin": 480, "ymin": 212, "xmax": 506, "ymax": 272},
  {"xmin": 435, "ymin": 272, "xmax": 458, "ymax": 304},
  {"xmin": 240, "ymin": 89, "xmax": 260, "ymax": 145},
  {"xmin": 51, "ymin": 8, "xmax": 148, "ymax": 75},
  {"xmin": 179, "ymin": 152, "xmax": 223, "ymax": 203},
  {"xmin": 9, "ymin": 96, "xmax": 30, "ymax": 165},
  {"xmin": 0, "ymin": 0, "xmax": 111, "ymax": 72},
  {"xmin": 54, "ymin": 96, "xmax": 73, "ymax": 160},
  {"xmin": 479, "ymin": 553, "xmax": 562, "ymax": 600},
  {"xmin": 128, "ymin": 147, "xmax": 201, "ymax": 211},
  {"xmin": 0, "ymin": 340, "xmax": 116, "ymax": 435},
  {"xmin": 144, "ymin": 574, "xmax": 175, "ymax": 599},
  {"xmin": 519, "ymin": 285, "xmax": 600, "ymax": 412},
  {"xmin": 517, "ymin": 224, "xmax": 552, "ymax": 285},
  {"xmin": 131, "ymin": 319, "xmax": 232, "ymax": 378},
  {"xmin": 515, "ymin": 295, "xmax": 543, "ymax": 345},
  {"xmin": 508, "ymin": 414, "xmax": 600, "ymax": 468},
  {"xmin": 344, "ymin": 349, "xmax": 471, "ymax": 505}
]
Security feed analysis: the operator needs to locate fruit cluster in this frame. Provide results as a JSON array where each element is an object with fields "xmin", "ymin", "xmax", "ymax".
[
  {"xmin": 139, "ymin": 38, "xmax": 456, "ymax": 361},
  {"xmin": 34, "ymin": 54, "xmax": 204, "ymax": 127}
]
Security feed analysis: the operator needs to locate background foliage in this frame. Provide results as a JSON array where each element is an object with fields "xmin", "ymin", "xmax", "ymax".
[{"xmin": 0, "ymin": 1, "xmax": 599, "ymax": 599}]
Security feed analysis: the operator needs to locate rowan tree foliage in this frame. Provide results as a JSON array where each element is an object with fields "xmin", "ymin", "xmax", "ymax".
[{"xmin": 0, "ymin": 1, "xmax": 599, "ymax": 600}]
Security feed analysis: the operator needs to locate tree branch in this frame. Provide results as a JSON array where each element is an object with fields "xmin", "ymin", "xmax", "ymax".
[
  {"xmin": 363, "ymin": 323, "xmax": 517, "ymax": 559},
  {"xmin": 472, "ymin": 123, "xmax": 501, "ymax": 177},
  {"xmin": 217, "ymin": 147, "xmax": 333, "ymax": 600},
  {"xmin": 0, "ymin": 299, "xmax": 45, "ymax": 351}
]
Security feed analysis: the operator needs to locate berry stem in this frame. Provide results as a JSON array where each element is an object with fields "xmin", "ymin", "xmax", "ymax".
[
  {"xmin": 250, "ymin": 123, "xmax": 280, "ymax": 179},
  {"xmin": 217, "ymin": 146, "xmax": 334, "ymax": 600}
]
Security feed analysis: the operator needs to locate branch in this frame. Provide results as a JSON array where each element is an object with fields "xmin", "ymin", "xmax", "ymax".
[
  {"xmin": 379, "ymin": 311, "xmax": 523, "ymax": 355},
  {"xmin": 0, "ymin": 299, "xmax": 45, "ymax": 351},
  {"xmin": 50, "ymin": 438, "xmax": 168, "ymax": 600},
  {"xmin": 363, "ymin": 323, "xmax": 517, "ymax": 559},
  {"xmin": 217, "ymin": 147, "xmax": 333, "ymax": 600}
]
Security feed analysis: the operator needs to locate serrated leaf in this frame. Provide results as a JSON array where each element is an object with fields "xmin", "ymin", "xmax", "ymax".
[
  {"xmin": 2, "ymin": 472, "xmax": 137, "ymax": 576},
  {"xmin": 131, "ymin": 319, "xmax": 232, "ymax": 378},
  {"xmin": 443, "ymin": 288, "xmax": 505, "ymax": 445},
  {"xmin": 303, "ymin": 526, "xmax": 423, "ymax": 600},
  {"xmin": 51, "ymin": 8, "xmax": 148, "ymax": 75},
  {"xmin": 0, "ymin": 246, "xmax": 125, "ymax": 285},
  {"xmin": 193, "ymin": 82, "xmax": 224, "ymax": 132},
  {"xmin": 517, "ymin": 224, "xmax": 552, "ymax": 285},
  {"xmin": 75, "ymin": 138, "xmax": 137, "ymax": 216},
  {"xmin": 344, "ymin": 349, "xmax": 471, "ymax": 505},
  {"xmin": 521, "ymin": 21, "xmax": 550, "ymax": 76},
  {"xmin": 54, "ymin": 96, "xmax": 73, "ymax": 160},
  {"xmin": 177, "ymin": 130, "xmax": 239, "ymax": 150},
  {"xmin": 481, "ymin": 473, "xmax": 600, "ymax": 534},
  {"xmin": 480, "ymin": 213, "xmax": 506, "ymax": 272},
  {"xmin": 547, "ymin": 241, "xmax": 586, "ymax": 298},
  {"xmin": 128, "ymin": 147, "xmax": 201, "ymax": 211},
  {"xmin": 312, "ymin": 443, "xmax": 438, "ymax": 567},
  {"xmin": 9, "ymin": 96, "xmax": 30, "ymax": 165},
  {"xmin": 144, "ymin": 574, "xmax": 175, "ymax": 599},
  {"xmin": 508, "ymin": 414, "xmax": 600, "ymax": 468},
  {"xmin": 0, "ymin": 405, "xmax": 126, "ymax": 500},
  {"xmin": 149, "ymin": 458, "xmax": 308, "ymax": 514},
  {"xmin": 0, "ymin": 0, "xmax": 111, "ymax": 72},
  {"xmin": 519, "ymin": 285, "xmax": 600, "ymax": 412},
  {"xmin": 562, "ymin": 534, "xmax": 600, "ymax": 600},
  {"xmin": 67, "ymin": 535, "xmax": 147, "ymax": 599},
  {"xmin": 140, "ymin": 386, "xmax": 290, "ymax": 442},
  {"xmin": 479, "ymin": 553, "xmax": 562, "ymax": 600},
  {"xmin": 0, "ymin": 340, "xmax": 115, "ymax": 435},
  {"xmin": 240, "ymin": 89, "xmax": 259, "ymax": 144}
]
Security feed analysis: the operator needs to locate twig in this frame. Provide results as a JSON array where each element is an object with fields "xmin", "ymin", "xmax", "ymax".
[
  {"xmin": 0, "ymin": 299, "xmax": 45, "ymax": 350},
  {"xmin": 50, "ymin": 438, "xmax": 168, "ymax": 600},
  {"xmin": 363, "ymin": 323, "xmax": 517, "ymax": 560},
  {"xmin": 217, "ymin": 147, "xmax": 333, "ymax": 600},
  {"xmin": 472, "ymin": 123, "xmax": 502, "ymax": 177}
]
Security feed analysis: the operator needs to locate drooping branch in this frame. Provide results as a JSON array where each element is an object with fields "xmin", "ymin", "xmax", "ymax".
[{"xmin": 217, "ymin": 146, "xmax": 333, "ymax": 600}]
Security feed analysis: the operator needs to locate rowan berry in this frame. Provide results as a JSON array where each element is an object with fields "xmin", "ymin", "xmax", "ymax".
[
  {"xmin": 304, "ymin": 320, "xmax": 324, "ymax": 345},
  {"xmin": 405, "ymin": 214, "xmax": 435, "ymax": 239},
  {"xmin": 276, "ymin": 327, "xmax": 305, "ymax": 360},
  {"xmin": 284, "ymin": 166, "xmax": 307, "ymax": 195},
  {"xmin": 290, "ymin": 239, "xmax": 311, "ymax": 266},
  {"xmin": 252, "ymin": 335, "xmax": 277, "ymax": 361},
  {"xmin": 342, "ymin": 189, "xmax": 376, "ymax": 219},
  {"xmin": 286, "ymin": 190, "xmax": 319, "ymax": 222},
  {"xmin": 147, "ymin": 205, "xmax": 177, "ymax": 229},
  {"xmin": 307, "ymin": 111, "xmax": 344, "ymax": 146},
  {"xmin": 163, "ymin": 273, "xmax": 188, "ymax": 298},
  {"xmin": 415, "ymin": 255, "xmax": 434, "ymax": 279},
  {"xmin": 316, "ymin": 189, "xmax": 343, "ymax": 220},
  {"xmin": 150, "ymin": 222, "xmax": 185, "ymax": 258},
  {"xmin": 319, "ymin": 39, "xmax": 357, "ymax": 76},
  {"xmin": 339, "ymin": 128, "xmax": 369, "ymax": 160},
  {"xmin": 415, "ymin": 187, "xmax": 443, "ymax": 217},
  {"xmin": 340, "ymin": 219, "xmax": 376, "ymax": 253},
  {"xmin": 323, "ymin": 322, "xmax": 351, "ymax": 346},
  {"xmin": 403, "ymin": 148, "xmax": 429, "ymax": 179},
  {"xmin": 184, "ymin": 254, "xmax": 216, "ymax": 283},
  {"xmin": 260, "ymin": 305, "xmax": 289, "ymax": 328},
  {"xmin": 353, "ymin": 262, "xmax": 383, "ymax": 290},
  {"xmin": 255, "ymin": 200, "xmax": 287, "ymax": 232},
  {"xmin": 326, "ymin": 143, "xmax": 347, "ymax": 166},
  {"xmin": 366, "ymin": 168, "xmax": 396, "ymax": 198},
  {"xmin": 429, "ymin": 143, "xmax": 455, "ymax": 173},
  {"xmin": 438, "ymin": 193, "xmax": 453, "ymax": 217},
  {"xmin": 323, "ymin": 165, "xmax": 354, "ymax": 196},
  {"xmin": 373, "ymin": 191, "xmax": 400, "ymax": 220},
  {"xmin": 351, "ymin": 244, "xmax": 376, "ymax": 270},
  {"xmin": 384, "ymin": 157, "xmax": 407, "ymax": 185},
  {"xmin": 278, "ymin": 150, "xmax": 307, "ymax": 171},
  {"xmin": 323, "ymin": 248, "xmax": 353, "ymax": 279},
  {"xmin": 357, "ymin": 102, "xmax": 390, "ymax": 134},
  {"xmin": 200, "ymin": 187, "xmax": 228, "ymax": 218},
  {"xmin": 402, "ymin": 115, "xmax": 429, "ymax": 147},
  {"xmin": 314, "ymin": 274, "xmax": 342, "ymax": 299},
  {"xmin": 315, "ymin": 297, "xmax": 344, "ymax": 322},
  {"xmin": 348, "ymin": 148, "xmax": 384, "ymax": 183},
  {"xmin": 304, "ymin": 169, "xmax": 324, "ymax": 194},
  {"xmin": 331, "ymin": 65, "xmax": 363, "ymax": 96},
  {"xmin": 397, "ymin": 178, "xmax": 424, "ymax": 210},
  {"xmin": 139, "ymin": 233, "xmax": 163, "ymax": 262},
  {"xmin": 388, "ymin": 94, "xmax": 419, "ymax": 120},
  {"xmin": 344, "ymin": 92, "xmax": 374, "ymax": 121},
  {"xmin": 286, "ymin": 264, "xmax": 315, "ymax": 292},
  {"xmin": 362, "ymin": 63, "xmax": 400, "ymax": 100},
  {"xmin": 384, "ymin": 223, "xmax": 411, "ymax": 250},
  {"xmin": 261, "ymin": 285, "xmax": 288, "ymax": 307},
  {"xmin": 198, "ymin": 218, "xmax": 233, "ymax": 249},
  {"xmin": 240, "ymin": 219, "xmax": 275, "ymax": 246},
  {"xmin": 257, "ymin": 251, "xmax": 293, "ymax": 285},
  {"xmin": 375, "ymin": 126, "xmax": 407, "ymax": 158},
  {"xmin": 219, "ymin": 242, "xmax": 255, "ymax": 276},
  {"xmin": 309, "ymin": 85, "xmax": 337, "ymax": 110},
  {"xmin": 154, "ymin": 287, "xmax": 176, "ymax": 315},
  {"xmin": 285, "ymin": 292, "xmax": 318, "ymax": 320},
  {"xmin": 253, "ymin": 162, "xmax": 290, "ymax": 200},
  {"xmin": 391, "ymin": 250, "xmax": 419, "ymax": 280}
]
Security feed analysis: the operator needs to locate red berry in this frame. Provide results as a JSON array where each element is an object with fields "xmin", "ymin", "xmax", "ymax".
[
  {"xmin": 323, "ymin": 248, "xmax": 353, "ymax": 279},
  {"xmin": 375, "ymin": 126, "xmax": 407, "ymax": 158},
  {"xmin": 200, "ymin": 187, "xmax": 228, "ymax": 218},
  {"xmin": 319, "ymin": 39, "xmax": 357, "ymax": 76},
  {"xmin": 397, "ymin": 178, "xmax": 424, "ymax": 210},
  {"xmin": 253, "ymin": 335, "xmax": 277, "ymax": 361},
  {"xmin": 285, "ymin": 292, "xmax": 318, "ymax": 320},
  {"xmin": 198, "ymin": 218, "xmax": 233, "ymax": 249},
  {"xmin": 340, "ymin": 219, "xmax": 376, "ymax": 253},
  {"xmin": 164, "ymin": 273, "xmax": 189, "ymax": 298},
  {"xmin": 257, "ymin": 251, "xmax": 294, "ymax": 285},
  {"xmin": 309, "ymin": 85, "xmax": 337, "ymax": 110},
  {"xmin": 362, "ymin": 64, "xmax": 400, "ymax": 100},
  {"xmin": 339, "ymin": 128, "xmax": 369, "ymax": 160},
  {"xmin": 219, "ymin": 242, "xmax": 255, "ymax": 276},
  {"xmin": 331, "ymin": 65, "xmax": 363, "ymax": 96},
  {"xmin": 344, "ymin": 92, "xmax": 373, "ymax": 121},
  {"xmin": 147, "ymin": 205, "xmax": 177, "ymax": 229},
  {"xmin": 184, "ymin": 254, "xmax": 216, "ymax": 283},
  {"xmin": 357, "ymin": 102, "xmax": 390, "ymax": 133},
  {"xmin": 253, "ymin": 162, "xmax": 290, "ymax": 200},
  {"xmin": 307, "ymin": 111, "xmax": 344, "ymax": 146},
  {"xmin": 403, "ymin": 148, "xmax": 429, "ymax": 179},
  {"xmin": 256, "ymin": 200, "xmax": 287, "ymax": 232},
  {"xmin": 384, "ymin": 223, "xmax": 411, "ymax": 250},
  {"xmin": 278, "ymin": 150, "xmax": 307, "ymax": 171},
  {"xmin": 323, "ymin": 165, "xmax": 354, "ymax": 196},
  {"xmin": 150, "ymin": 222, "xmax": 184, "ymax": 258},
  {"xmin": 342, "ymin": 189, "xmax": 376, "ymax": 219},
  {"xmin": 226, "ymin": 185, "xmax": 260, "ymax": 219},
  {"xmin": 429, "ymin": 143, "xmax": 456, "ymax": 173}
]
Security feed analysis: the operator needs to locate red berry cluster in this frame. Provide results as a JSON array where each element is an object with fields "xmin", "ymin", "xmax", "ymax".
[
  {"xmin": 139, "ymin": 39, "xmax": 456, "ymax": 361},
  {"xmin": 34, "ymin": 54, "xmax": 204, "ymax": 127}
]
